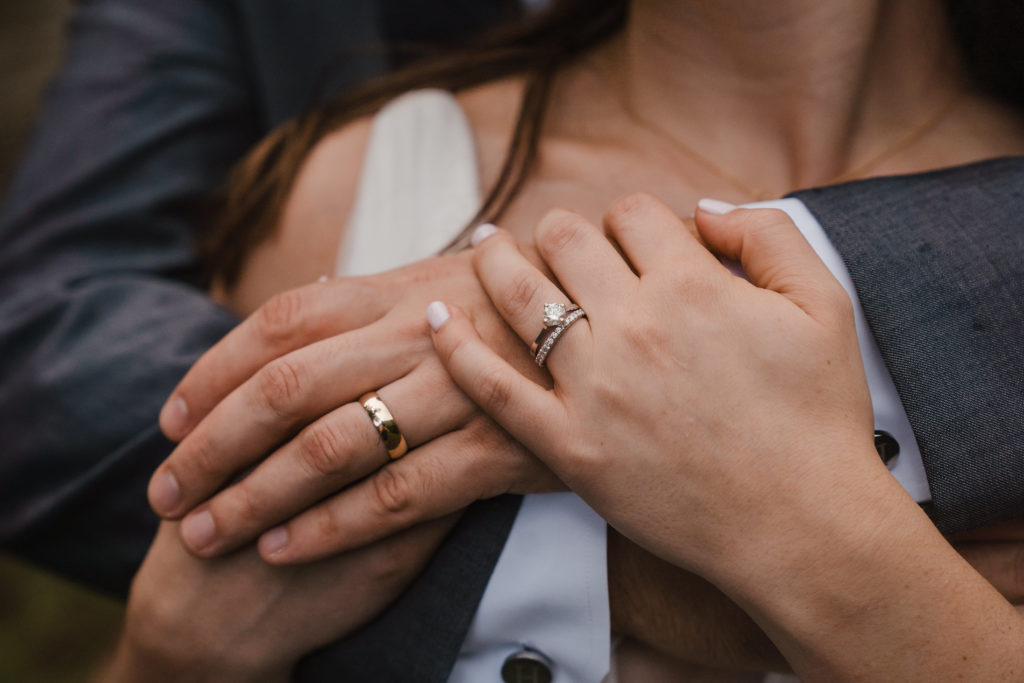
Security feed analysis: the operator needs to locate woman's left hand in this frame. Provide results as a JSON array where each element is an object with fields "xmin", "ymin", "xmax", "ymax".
[
  {"xmin": 99, "ymin": 517, "xmax": 454, "ymax": 683},
  {"xmin": 429, "ymin": 193, "xmax": 883, "ymax": 578},
  {"xmin": 429, "ymin": 194, "xmax": 1024, "ymax": 681}
]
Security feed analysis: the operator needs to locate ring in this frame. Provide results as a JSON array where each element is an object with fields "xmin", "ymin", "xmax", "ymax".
[
  {"xmin": 531, "ymin": 302, "xmax": 587, "ymax": 368},
  {"xmin": 358, "ymin": 391, "xmax": 408, "ymax": 460}
]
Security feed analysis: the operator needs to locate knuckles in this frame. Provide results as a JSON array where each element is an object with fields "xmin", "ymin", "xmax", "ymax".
[
  {"xmin": 535, "ymin": 208, "xmax": 590, "ymax": 258},
  {"xmin": 181, "ymin": 430, "xmax": 223, "ymax": 485},
  {"xmin": 296, "ymin": 417, "xmax": 352, "ymax": 478},
  {"xmin": 501, "ymin": 268, "xmax": 543, "ymax": 320},
  {"xmin": 256, "ymin": 357, "xmax": 306, "ymax": 418},
  {"xmin": 474, "ymin": 363, "xmax": 515, "ymax": 416},
  {"xmin": 730, "ymin": 207, "xmax": 793, "ymax": 234},
  {"xmin": 256, "ymin": 289, "xmax": 308, "ymax": 348},
  {"xmin": 604, "ymin": 191, "xmax": 661, "ymax": 226},
  {"xmin": 370, "ymin": 465, "xmax": 415, "ymax": 516}
]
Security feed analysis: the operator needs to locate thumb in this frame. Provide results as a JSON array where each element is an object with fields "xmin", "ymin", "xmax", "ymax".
[{"xmin": 695, "ymin": 199, "xmax": 847, "ymax": 321}]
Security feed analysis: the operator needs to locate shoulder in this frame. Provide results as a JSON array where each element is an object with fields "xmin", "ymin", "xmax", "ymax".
[
  {"xmin": 279, "ymin": 79, "xmax": 526, "ymax": 252},
  {"xmin": 226, "ymin": 81, "xmax": 525, "ymax": 312}
]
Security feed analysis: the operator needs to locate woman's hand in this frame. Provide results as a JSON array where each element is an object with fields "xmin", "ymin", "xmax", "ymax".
[
  {"xmin": 429, "ymin": 194, "xmax": 1024, "ymax": 680},
  {"xmin": 430, "ymin": 194, "xmax": 880, "ymax": 574},
  {"xmin": 98, "ymin": 517, "xmax": 455, "ymax": 683},
  {"xmin": 148, "ymin": 252, "xmax": 560, "ymax": 564}
]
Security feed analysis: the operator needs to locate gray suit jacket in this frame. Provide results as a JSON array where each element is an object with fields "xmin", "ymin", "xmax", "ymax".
[{"xmin": 794, "ymin": 158, "xmax": 1024, "ymax": 534}]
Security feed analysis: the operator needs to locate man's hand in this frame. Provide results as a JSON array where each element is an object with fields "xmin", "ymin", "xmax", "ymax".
[
  {"xmin": 97, "ymin": 517, "xmax": 455, "ymax": 683},
  {"xmin": 148, "ymin": 253, "xmax": 560, "ymax": 564}
]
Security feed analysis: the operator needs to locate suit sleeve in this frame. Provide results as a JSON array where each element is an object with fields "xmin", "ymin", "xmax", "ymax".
[
  {"xmin": 0, "ymin": 0, "xmax": 256, "ymax": 596},
  {"xmin": 792, "ymin": 158, "xmax": 1024, "ymax": 534}
]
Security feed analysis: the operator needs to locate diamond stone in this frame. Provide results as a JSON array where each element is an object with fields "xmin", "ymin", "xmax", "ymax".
[{"xmin": 543, "ymin": 303, "xmax": 567, "ymax": 327}]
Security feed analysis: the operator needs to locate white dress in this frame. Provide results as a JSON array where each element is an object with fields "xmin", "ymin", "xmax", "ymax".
[{"xmin": 333, "ymin": 89, "xmax": 611, "ymax": 683}]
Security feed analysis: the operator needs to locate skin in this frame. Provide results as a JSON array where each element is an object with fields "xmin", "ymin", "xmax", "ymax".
[
  {"xmin": 153, "ymin": 0, "xmax": 1024, "ymax": 564},
  {"xmin": 96, "ymin": 518, "xmax": 456, "ymax": 683},
  {"xmin": 125, "ymin": 0, "xmax": 1024, "ymax": 676},
  {"xmin": 428, "ymin": 200, "xmax": 1024, "ymax": 680}
]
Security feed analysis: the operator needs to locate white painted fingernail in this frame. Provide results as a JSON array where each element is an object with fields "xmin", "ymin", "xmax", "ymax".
[
  {"xmin": 470, "ymin": 223, "xmax": 499, "ymax": 247},
  {"xmin": 426, "ymin": 301, "xmax": 450, "ymax": 331},
  {"xmin": 261, "ymin": 526, "xmax": 290, "ymax": 556},
  {"xmin": 697, "ymin": 198, "xmax": 738, "ymax": 215},
  {"xmin": 316, "ymin": 274, "xmax": 329, "ymax": 283}
]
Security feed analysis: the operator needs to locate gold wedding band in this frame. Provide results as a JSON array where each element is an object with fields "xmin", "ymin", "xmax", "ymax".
[{"xmin": 359, "ymin": 391, "xmax": 408, "ymax": 460}]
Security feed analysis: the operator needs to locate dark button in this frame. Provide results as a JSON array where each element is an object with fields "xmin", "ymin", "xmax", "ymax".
[
  {"xmin": 874, "ymin": 430, "xmax": 900, "ymax": 466},
  {"xmin": 501, "ymin": 648, "xmax": 553, "ymax": 683}
]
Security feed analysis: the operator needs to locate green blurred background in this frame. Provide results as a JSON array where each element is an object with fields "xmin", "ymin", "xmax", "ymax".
[{"xmin": 1, "ymin": 1, "xmax": 125, "ymax": 680}]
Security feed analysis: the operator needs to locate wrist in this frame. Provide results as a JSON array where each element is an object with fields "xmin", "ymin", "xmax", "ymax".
[
  {"xmin": 708, "ymin": 459, "xmax": 1023, "ymax": 680},
  {"xmin": 108, "ymin": 614, "xmax": 290, "ymax": 683}
]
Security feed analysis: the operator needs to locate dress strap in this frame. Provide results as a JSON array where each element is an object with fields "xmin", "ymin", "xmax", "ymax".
[{"xmin": 334, "ymin": 89, "xmax": 482, "ymax": 276}]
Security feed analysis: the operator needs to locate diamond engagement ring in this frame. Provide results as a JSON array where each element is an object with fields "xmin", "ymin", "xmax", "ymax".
[
  {"xmin": 542, "ymin": 302, "xmax": 580, "ymax": 327},
  {"xmin": 531, "ymin": 302, "xmax": 587, "ymax": 368}
]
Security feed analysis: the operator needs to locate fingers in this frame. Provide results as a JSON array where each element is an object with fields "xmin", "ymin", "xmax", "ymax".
[
  {"xmin": 148, "ymin": 316, "xmax": 430, "ymax": 519},
  {"xmin": 258, "ymin": 417, "xmax": 562, "ymax": 564},
  {"xmin": 470, "ymin": 226, "xmax": 592, "ymax": 374},
  {"xmin": 695, "ymin": 199, "xmax": 849, "ymax": 322},
  {"xmin": 957, "ymin": 541, "xmax": 1024, "ymax": 603},
  {"xmin": 174, "ymin": 358, "xmax": 473, "ymax": 557},
  {"xmin": 429, "ymin": 303, "xmax": 564, "ymax": 458},
  {"xmin": 160, "ymin": 277, "xmax": 388, "ymax": 441},
  {"xmin": 529, "ymin": 208, "xmax": 636, "ymax": 307},
  {"xmin": 602, "ymin": 193, "xmax": 716, "ymax": 276}
]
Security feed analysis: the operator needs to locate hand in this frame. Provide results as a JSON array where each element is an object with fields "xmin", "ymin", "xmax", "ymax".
[
  {"xmin": 97, "ymin": 517, "xmax": 455, "ymax": 683},
  {"xmin": 430, "ymin": 194, "xmax": 1024, "ymax": 680},
  {"xmin": 430, "ymin": 194, "xmax": 880, "ymax": 575},
  {"xmin": 148, "ymin": 253, "xmax": 559, "ymax": 563}
]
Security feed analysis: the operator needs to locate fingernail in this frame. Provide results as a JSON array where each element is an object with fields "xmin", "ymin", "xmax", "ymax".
[
  {"xmin": 260, "ymin": 526, "xmax": 290, "ymax": 556},
  {"xmin": 159, "ymin": 395, "xmax": 189, "ymax": 439},
  {"xmin": 697, "ymin": 198, "xmax": 738, "ymax": 215},
  {"xmin": 316, "ymin": 274, "xmax": 329, "ymax": 283},
  {"xmin": 149, "ymin": 471, "xmax": 181, "ymax": 515},
  {"xmin": 181, "ymin": 510, "xmax": 216, "ymax": 552},
  {"xmin": 426, "ymin": 301, "xmax": 450, "ymax": 331},
  {"xmin": 470, "ymin": 222, "xmax": 498, "ymax": 247}
]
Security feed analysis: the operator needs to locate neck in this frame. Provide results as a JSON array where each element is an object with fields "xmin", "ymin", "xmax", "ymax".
[{"xmin": 594, "ymin": 0, "xmax": 966, "ymax": 198}]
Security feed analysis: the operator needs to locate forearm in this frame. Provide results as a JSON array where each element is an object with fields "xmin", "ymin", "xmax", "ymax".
[
  {"xmin": 95, "ymin": 636, "xmax": 288, "ymax": 683},
  {"xmin": 720, "ymin": 469, "xmax": 1024, "ymax": 681}
]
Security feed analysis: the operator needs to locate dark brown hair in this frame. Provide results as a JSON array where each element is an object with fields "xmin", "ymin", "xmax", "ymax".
[
  {"xmin": 203, "ymin": 0, "xmax": 627, "ymax": 288},
  {"xmin": 203, "ymin": 0, "xmax": 1023, "ymax": 288}
]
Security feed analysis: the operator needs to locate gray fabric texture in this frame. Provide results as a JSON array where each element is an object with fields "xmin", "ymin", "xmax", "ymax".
[{"xmin": 793, "ymin": 156, "xmax": 1024, "ymax": 534}]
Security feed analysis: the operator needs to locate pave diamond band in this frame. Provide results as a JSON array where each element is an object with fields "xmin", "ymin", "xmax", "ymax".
[{"xmin": 531, "ymin": 306, "xmax": 587, "ymax": 368}]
